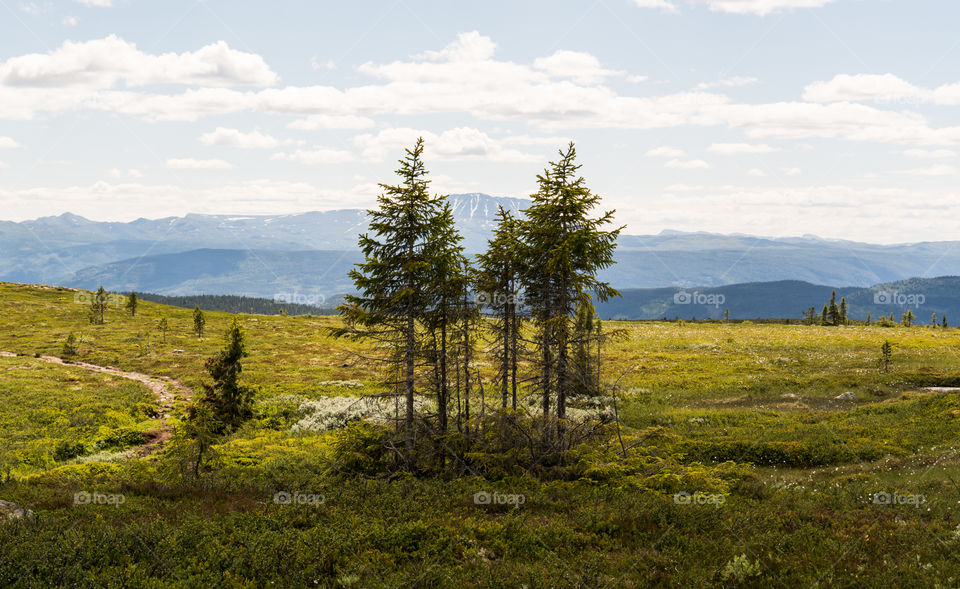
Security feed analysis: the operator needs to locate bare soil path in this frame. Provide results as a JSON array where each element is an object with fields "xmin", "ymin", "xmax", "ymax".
[{"xmin": 0, "ymin": 351, "xmax": 192, "ymax": 455}]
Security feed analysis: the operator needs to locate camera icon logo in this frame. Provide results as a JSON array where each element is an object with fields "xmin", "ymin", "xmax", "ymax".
[
  {"xmin": 874, "ymin": 292, "xmax": 891, "ymax": 305},
  {"xmin": 473, "ymin": 491, "xmax": 491, "ymax": 505},
  {"xmin": 273, "ymin": 491, "xmax": 292, "ymax": 505},
  {"xmin": 673, "ymin": 491, "xmax": 692, "ymax": 505},
  {"xmin": 872, "ymin": 491, "xmax": 892, "ymax": 505},
  {"xmin": 73, "ymin": 292, "xmax": 90, "ymax": 305},
  {"xmin": 73, "ymin": 491, "xmax": 91, "ymax": 505},
  {"xmin": 674, "ymin": 291, "xmax": 692, "ymax": 305}
]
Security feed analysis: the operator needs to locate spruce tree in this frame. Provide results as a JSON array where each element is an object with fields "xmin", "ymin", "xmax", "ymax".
[
  {"xmin": 943, "ymin": 315, "xmax": 949, "ymax": 329},
  {"xmin": 828, "ymin": 290, "xmax": 840, "ymax": 326},
  {"xmin": 191, "ymin": 318, "xmax": 253, "ymax": 430},
  {"xmin": 572, "ymin": 298, "xmax": 600, "ymax": 397},
  {"xmin": 338, "ymin": 138, "xmax": 444, "ymax": 454},
  {"xmin": 193, "ymin": 306, "xmax": 206, "ymax": 340},
  {"xmin": 88, "ymin": 286, "xmax": 107, "ymax": 325},
  {"xmin": 183, "ymin": 318, "xmax": 254, "ymax": 475},
  {"xmin": 520, "ymin": 143, "xmax": 622, "ymax": 424},
  {"xmin": 158, "ymin": 317, "xmax": 169, "ymax": 343},
  {"xmin": 476, "ymin": 206, "xmax": 525, "ymax": 410},
  {"xmin": 878, "ymin": 340, "xmax": 893, "ymax": 373},
  {"xmin": 126, "ymin": 291, "xmax": 138, "ymax": 317},
  {"xmin": 422, "ymin": 201, "xmax": 471, "ymax": 435},
  {"xmin": 902, "ymin": 309, "xmax": 915, "ymax": 327},
  {"xmin": 839, "ymin": 297, "xmax": 847, "ymax": 325}
]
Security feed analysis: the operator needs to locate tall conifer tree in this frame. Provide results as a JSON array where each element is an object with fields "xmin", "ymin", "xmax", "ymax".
[{"xmin": 520, "ymin": 143, "xmax": 622, "ymax": 425}]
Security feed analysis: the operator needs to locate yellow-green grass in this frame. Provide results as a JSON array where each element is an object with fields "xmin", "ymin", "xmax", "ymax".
[
  {"xmin": 0, "ymin": 356, "xmax": 159, "ymax": 476},
  {"xmin": 3, "ymin": 282, "xmax": 959, "ymax": 407},
  {"xmin": 4, "ymin": 282, "xmax": 960, "ymax": 470},
  {"xmin": 3, "ymin": 282, "xmax": 960, "ymax": 585}
]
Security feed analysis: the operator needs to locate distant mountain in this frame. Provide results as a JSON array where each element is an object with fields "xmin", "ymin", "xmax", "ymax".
[
  {"xmin": 596, "ymin": 277, "xmax": 960, "ymax": 323},
  {"xmin": 67, "ymin": 249, "xmax": 363, "ymax": 300},
  {"xmin": 0, "ymin": 193, "xmax": 528, "ymax": 286},
  {"xmin": 9, "ymin": 192, "xmax": 960, "ymax": 296},
  {"xmin": 94, "ymin": 276, "xmax": 960, "ymax": 324}
]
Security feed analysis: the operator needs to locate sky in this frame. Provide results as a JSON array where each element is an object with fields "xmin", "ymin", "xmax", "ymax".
[{"xmin": 1, "ymin": 0, "xmax": 959, "ymax": 243}]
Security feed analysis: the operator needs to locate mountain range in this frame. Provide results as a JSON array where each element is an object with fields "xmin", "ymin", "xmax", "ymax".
[
  {"xmin": 597, "ymin": 277, "xmax": 956, "ymax": 323},
  {"xmin": 5, "ymin": 193, "xmax": 960, "ymax": 306}
]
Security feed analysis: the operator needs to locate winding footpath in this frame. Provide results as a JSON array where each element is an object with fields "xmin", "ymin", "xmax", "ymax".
[{"xmin": 0, "ymin": 351, "xmax": 191, "ymax": 455}]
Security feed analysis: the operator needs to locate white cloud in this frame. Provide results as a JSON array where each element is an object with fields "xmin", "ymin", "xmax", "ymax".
[
  {"xmin": 617, "ymin": 183, "xmax": 960, "ymax": 243},
  {"xmin": 501, "ymin": 135, "xmax": 571, "ymax": 146},
  {"xmin": 696, "ymin": 77, "xmax": 759, "ymax": 90},
  {"xmin": 698, "ymin": 101, "xmax": 960, "ymax": 146},
  {"xmin": 646, "ymin": 146, "xmax": 686, "ymax": 158},
  {"xmin": 748, "ymin": 168, "xmax": 765, "ymax": 176},
  {"xmin": 707, "ymin": 142, "xmax": 777, "ymax": 154},
  {"xmin": 533, "ymin": 50, "xmax": 625, "ymax": 84},
  {"xmin": 803, "ymin": 74, "xmax": 926, "ymax": 104},
  {"xmin": 693, "ymin": 0, "xmax": 837, "ymax": 16},
  {"xmin": 0, "ymin": 179, "xmax": 382, "ymax": 221},
  {"xmin": 311, "ymin": 57, "xmax": 335, "ymax": 71},
  {"xmin": 896, "ymin": 165, "xmax": 958, "ymax": 177},
  {"xmin": 270, "ymin": 147, "xmax": 355, "ymax": 165},
  {"xmin": 0, "ymin": 137, "xmax": 21, "ymax": 149},
  {"xmin": 75, "ymin": 0, "xmax": 111, "ymax": 6},
  {"xmin": 417, "ymin": 31, "xmax": 497, "ymax": 62},
  {"xmin": 166, "ymin": 158, "xmax": 234, "ymax": 170},
  {"xmin": 903, "ymin": 149, "xmax": 956, "ymax": 159},
  {"xmin": 665, "ymin": 158, "xmax": 711, "ymax": 169},
  {"xmin": 200, "ymin": 127, "xmax": 281, "ymax": 149},
  {"xmin": 0, "ymin": 35, "xmax": 277, "ymax": 89},
  {"xmin": 354, "ymin": 127, "xmax": 540, "ymax": 162},
  {"xmin": 5, "ymin": 31, "xmax": 960, "ymax": 151},
  {"xmin": 631, "ymin": 0, "xmax": 679, "ymax": 12},
  {"xmin": 286, "ymin": 114, "xmax": 375, "ymax": 130},
  {"xmin": 62, "ymin": 16, "xmax": 78, "ymax": 26},
  {"xmin": 782, "ymin": 167, "xmax": 802, "ymax": 175},
  {"xmin": 803, "ymin": 74, "xmax": 960, "ymax": 107},
  {"xmin": 108, "ymin": 168, "xmax": 142, "ymax": 178}
]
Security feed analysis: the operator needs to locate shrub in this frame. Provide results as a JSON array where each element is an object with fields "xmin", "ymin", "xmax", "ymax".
[
  {"xmin": 720, "ymin": 554, "xmax": 762, "ymax": 585},
  {"xmin": 53, "ymin": 440, "xmax": 86, "ymax": 461},
  {"xmin": 94, "ymin": 428, "xmax": 146, "ymax": 452}
]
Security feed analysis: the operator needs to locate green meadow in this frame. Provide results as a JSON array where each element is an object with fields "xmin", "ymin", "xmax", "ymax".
[{"xmin": 2, "ymin": 282, "xmax": 960, "ymax": 587}]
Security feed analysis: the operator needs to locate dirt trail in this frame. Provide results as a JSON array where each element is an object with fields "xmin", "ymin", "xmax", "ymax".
[{"xmin": 0, "ymin": 351, "xmax": 191, "ymax": 455}]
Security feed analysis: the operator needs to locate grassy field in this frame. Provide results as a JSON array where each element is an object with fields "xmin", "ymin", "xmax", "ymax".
[{"xmin": 2, "ymin": 282, "xmax": 960, "ymax": 586}]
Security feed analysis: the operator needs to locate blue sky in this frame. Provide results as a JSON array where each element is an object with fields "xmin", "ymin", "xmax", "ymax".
[{"xmin": 1, "ymin": 0, "xmax": 959, "ymax": 243}]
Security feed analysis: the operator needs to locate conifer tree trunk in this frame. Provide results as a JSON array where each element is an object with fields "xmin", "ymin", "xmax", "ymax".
[
  {"xmin": 501, "ymin": 309, "xmax": 510, "ymax": 408},
  {"xmin": 463, "ymin": 316, "xmax": 472, "ymax": 440},
  {"xmin": 511, "ymin": 303, "xmax": 519, "ymax": 410},
  {"xmin": 405, "ymin": 290, "xmax": 415, "ymax": 454},
  {"xmin": 439, "ymin": 303, "xmax": 448, "ymax": 434}
]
